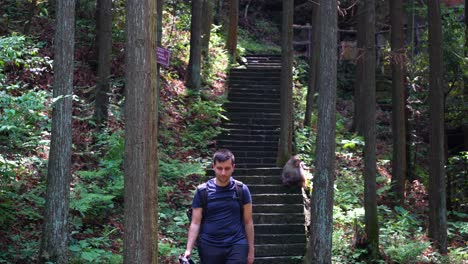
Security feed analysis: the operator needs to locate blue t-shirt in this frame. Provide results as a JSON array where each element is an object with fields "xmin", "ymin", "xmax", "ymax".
[{"xmin": 192, "ymin": 177, "xmax": 252, "ymax": 247}]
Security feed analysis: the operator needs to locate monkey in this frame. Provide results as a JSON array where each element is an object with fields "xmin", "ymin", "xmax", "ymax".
[{"xmin": 281, "ymin": 155, "xmax": 309, "ymax": 187}]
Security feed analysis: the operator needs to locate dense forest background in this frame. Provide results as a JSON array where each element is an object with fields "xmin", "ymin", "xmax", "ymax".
[{"xmin": 0, "ymin": 0, "xmax": 466, "ymax": 263}]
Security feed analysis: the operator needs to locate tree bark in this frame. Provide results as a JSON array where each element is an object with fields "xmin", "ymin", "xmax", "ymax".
[
  {"xmin": 362, "ymin": 0, "xmax": 379, "ymax": 258},
  {"xmin": 124, "ymin": 0, "xmax": 159, "ymax": 261},
  {"xmin": 276, "ymin": 0, "xmax": 294, "ymax": 167},
  {"xmin": 186, "ymin": 0, "xmax": 203, "ymax": 92},
  {"xmin": 389, "ymin": 0, "xmax": 406, "ymax": 204},
  {"xmin": 201, "ymin": 0, "xmax": 214, "ymax": 57},
  {"xmin": 307, "ymin": 0, "xmax": 337, "ymax": 262},
  {"xmin": 226, "ymin": 0, "xmax": 239, "ymax": 59},
  {"xmin": 463, "ymin": 0, "xmax": 468, "ymax": 150},
  {"xmin": 427, "ymin": 0, "xmax": 447, "ymax": 254},
  {"xmin": 304, "ymin": 0, "xmax": 320, "ymax": 128},
  {"xmin": 39, "ymin": 0, "xmax": 75, "ymax": 262},
  {"xmin": 353, "ymin": 2, "xmax": 365, "ymax": 135},
  {"xmin": 94, "ymin": 0, "xmax": 113, "ymax": 127}
]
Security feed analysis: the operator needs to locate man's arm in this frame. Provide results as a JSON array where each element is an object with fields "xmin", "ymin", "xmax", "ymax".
[
  {"xmin": 243, "ymin": 203, "xmax": 254, "ymax": 264},
  {"xmin": 184, "ymin": 208, "xmax": 203, "ymax": 258}
]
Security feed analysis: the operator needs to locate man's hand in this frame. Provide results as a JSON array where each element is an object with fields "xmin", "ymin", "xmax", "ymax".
[{"xmin": 247, "ymin": 251, "xmax": 254, "ymax": 264}]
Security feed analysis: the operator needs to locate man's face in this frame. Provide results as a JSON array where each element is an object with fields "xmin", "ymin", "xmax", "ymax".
[{"xmin": 213, "ymin": 159, "xmax": 235, "ymax": 186}]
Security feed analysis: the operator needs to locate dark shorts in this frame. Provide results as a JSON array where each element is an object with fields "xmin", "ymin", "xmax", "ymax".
[{"xmin": 198, "ymin": 243, "xmax": 249, "ymax": 264}]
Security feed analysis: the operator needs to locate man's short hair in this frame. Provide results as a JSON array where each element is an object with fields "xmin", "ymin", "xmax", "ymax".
[{"xmin": 213, "ymin": 149, "xmax": 235, "ymax": 165}]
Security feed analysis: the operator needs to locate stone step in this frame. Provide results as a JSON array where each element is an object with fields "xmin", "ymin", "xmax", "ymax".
[
  {"xmin": 249, "ymin": 184, "xmax": 301, "ymax": 194},
  {"xmin": 255, "ymin": 243, "xmax": 306, "ymax": 257},
  {"xmin": 225, "ymin": 107, "xmax": 279, "ymax": 114},
  {"xmin": 254, "ymin": 256, "xmax": 303, "ymax": 264},
  {"xmin": 217, "ymin": 134, "xmax": 279, "ymax": 142},
  {"xmin": 253, "ymin": 213, "xmax": 304, "ymax": 224},
  {"xmin": 232, "ymin": 157, "xmax": 276, "ymax": 165},
  {"xmin": 219, "ymin": 150, "xmax": 277, "ymax": 158},
  {"xmin": 233, "ymin": 163, "xmax": 277, "ymax": 168},
  {"xmin": 253, "ymin": 204, "xmax": 303, "ymax": 213},
  {"xmin": 229, "ymin": 72, "xmax": 281, "ymax": 78},
  {"xmin": 255, "ymin": 224, "xmax": 305, "ymax": 234},
  {"xmin": 228, "ymin": 95, "xmax": 280, "ymax": 103},
  {"xmin": 234, "ymin": 175, "xmax": 283, "ymax": 185},
  {"xmin": 217, "ymin": 139, "xmax": 277, "ymax": 147},
  {"xmin": 225, "ymin": 112, "xmax": 280, "ymax": 119},
  {"xmin": 232, "ymin": 176, "xmax": 283, "ymax": 186},
  {"xmin": 223, "ymin": 118, "xmax": 280, "ymax": 126},
  {"xmin": 205, "ymin": 168, "xmax": 283, "ymax": 176},
  {"xmin": 229, "ymin": 82, "xmax": 280, "ymax": 88},
  {"xmin": 231, "ymin": 68, "xmax": 281, "ymax": 74},
  {"xmin": 222, "ymin": 129, "xmax": 279, "ymax": 137},
  {"xmin": 216, "ymin": 144, "xmax": 278, "ymax": 152},
  {"xmin": 222, "ymin": 123, "xmax": 280, "ymax": 131},
  {"xmin": 225, "ymin": 101, "xmax": 280, "ymax": 108},
  {"xmin": 255, "ymin": 234, "xmax": 306, "ymax": 244},
  {"xmin": 252, "ymin": 193, "xmax": 303, "ymax": 204}
]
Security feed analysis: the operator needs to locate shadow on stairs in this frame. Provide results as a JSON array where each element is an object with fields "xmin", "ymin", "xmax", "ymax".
[{"xmin": 210, "ymin": 54, "xmax": 306, "ymax": 264}]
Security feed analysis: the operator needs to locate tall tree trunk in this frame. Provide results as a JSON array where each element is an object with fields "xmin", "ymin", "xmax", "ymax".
[
  {"xmin": 186, "ymin": 0, "xmax": 202, "ymax": 92},
  {"xmin": 362, "ymin": 0, "xmax": 379, "ymax": 258},
  {"xmin": 463, "ymin": 0, "xmax": 468, "ymax": 150},
  {"xmin": 390, "ymin": 0, "xmax": 406, "ymax": 204},
  {"xmin": 353, "ymin": 2, "xmax": 365, "ymax": 135},
  {"xmin": 201, "ymin": 0, "xmax": 214, "ymax": 57},
  {"xmin": 427, "ymin": 0, "xmax": 447, "ymax": 254},
  {"xmin": 304, "ymin": 0, "xmax": 320, "ymax": 128},
  {"xmin": 124, "ymin": 0, "xmax": 159, "ymax": 261},
  {"xmin": 307, "ymin": 0, "xmax": 337, "ymax": 262},
  {"xmin": 39, "ymin": 0, "xmax": 75, "ymax": 262},
  {"xmin": 276, "ymin": 0, "xmax": 294, "ymax": 167},
  {"xmin": 226, "ymin": 0, "xmax": 239, "ymax": 59},
  {"xmin": 94, "ymin": 0, "xmax": 113, "ymax": 127}
]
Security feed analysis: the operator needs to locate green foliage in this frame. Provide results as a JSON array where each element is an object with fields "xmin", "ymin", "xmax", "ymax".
[
  {"xmin": 338, "ymin": 136, "xmax": 364, "ymax": 151},
  {"xmin": 385, "ymin": 241, "xmax": 430, "ymax": 264},
  {"xmin": 201, "ymin": 25, "xmax": 230, "ymax": 86},
  {"xmin": 446, "ymin": 151, "xmax": 468, "ymax": 207},
  {"xmin": 0, "ymin": 88, "xmax": 50, "ymax": 151},
  {"xmin": 0, "ymin": 35, "xmax": 51, "ymax": 78},
  {"xmin": 69, "ymin": 227, "xmax": 122, "ymax": 264},
  {"xmin": 0, "ymin": 35, "xmax": 51, "ymax": 153},
  {"xmin": 237, "ymin": 26, "xmax": 280, "ymax": 54},
  {"xmin": 181, "ymin": 98, "xmax": 227, "ymax": 153}
]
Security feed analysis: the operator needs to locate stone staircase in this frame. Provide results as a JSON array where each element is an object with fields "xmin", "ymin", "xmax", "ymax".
[{"xmin": 211, "ymin": 55, "xmax": 306, "ymax": 263}]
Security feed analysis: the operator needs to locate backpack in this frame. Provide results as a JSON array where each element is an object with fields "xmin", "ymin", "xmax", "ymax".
[{"xmin": 186, "ymin": 180, "xmax": 244, "ymax": 222}]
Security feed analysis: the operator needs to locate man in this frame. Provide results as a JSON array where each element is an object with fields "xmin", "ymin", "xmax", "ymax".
[{"xmin": 183, "ymin": 149, "xmax": 255, "ymax": 264}]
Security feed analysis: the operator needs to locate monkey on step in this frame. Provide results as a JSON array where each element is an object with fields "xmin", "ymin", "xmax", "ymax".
[{"xmin": 281, "ymin": 155, "xmax": 310, "ymax": 187}]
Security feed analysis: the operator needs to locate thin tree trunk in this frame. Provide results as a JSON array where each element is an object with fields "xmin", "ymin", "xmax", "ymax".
[
  {"xmin": 186, "ymin": 0, "xmax": 203, "ymax": 92},
  {"xmin": 226, "ymin": 0, "xmax": 239, "ymax": 59},
  {"xmin": 124, "ymin": 0, "xmax": 159, "ymax": 261},
  {"xmin": 201, "ymin": 0, "xmax": 214, "ymax": 57},
  {"xmin": 308, "ymin": 0, "xmax": 337, "ymax": 262},
  {"xmin": 39, "ymin": 0, "xmax": 75, "ymax": 262},
  {"xmin": 353, "ymin": 2, "xmax": 365, "ymax": 135},
  {"xmin": 427, "ymin": 0, "xmax": 447, "ymax": 254},
  {"xmin": 94, "ymin": 0, "xmax": 113, "ymax": 127},
  {"xmin": 362, "ymin": 0, "xmax": 379, "ymax": 258},
  {"xmin": 463, "ymin": 0, "xmax": 468, "ymax": 150},
  {"xmin": 390, "ymin": 0, "xmax": 406, "ymax": 204},
  {"xmin": 276, "ymin": 0, "xmax": 294, "ymax": 167},
  {"xmin": 304, "ymin": 0, "xmax": 320, "ymax": 128}
]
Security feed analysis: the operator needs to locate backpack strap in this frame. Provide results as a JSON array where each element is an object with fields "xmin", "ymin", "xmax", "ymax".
[
  {"xmin": 196, "ymin": 183, "xmax": 208, "ymax": 218},
  {"xmin": 234, "ymin": 180, "xmax": 244, "ymax": 219}
]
